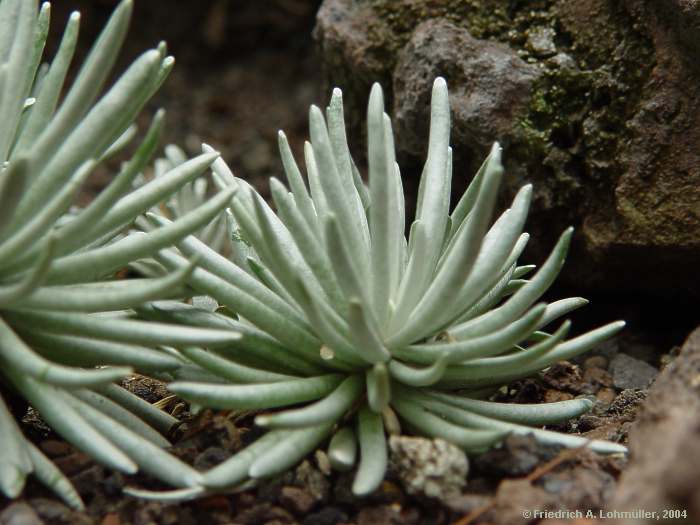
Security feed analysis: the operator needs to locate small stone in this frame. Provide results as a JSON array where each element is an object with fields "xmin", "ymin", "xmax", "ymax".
[
  {"xmin": 526, "ymin": 26, "xmax": 558, "ymax": 57},
  {"xmin": 542, "ymin": 362, "xmax": 584, "ymax": 393},
  {"xmin": 302, "ymin": 506, "xmax": 349, "ymax": 525},
  {"xmin": 193, "ymin": 446, "xmax": 231, "ymax": 470},
  {"xmin": 577, "ymin": 414, "xmax": 606, "ymax": 432},
  {"xmin": 356, "ymin": 505, "xmax": 402, "ymax": 525},
  {"xmin": 0, "ymin": 502, "xmax": 43, "ymax": 525},
  {"xmin": 473, "ymin": 435, "xmax": 561, "ymax": 477},
  {"xmin": 280, "ymin": 486, "xmax": 316, "ymax": 515},
  {"xmin": 546, "ymin": 52, "xmax": 578, "ymax": 69},
  {"xmin": 388, "ymin": 435, "xmax": 468, "ymax": 502},
  {"xmin": 609, "ymin": 353, "xmax": 658, "ymax": 390},
  {"xmin": 596, "ymin": 387, "xmax": 617, "ymax": 405},
  {"xmin": 584, "ymin": 356, "xmax": 608, "ymax": 370},
  {"xmin": 293, "ymin": 460, "xmax": 330, "ymax": 503},
  {"xmin": 314, "ymin": 450, "xmax": 332, "ymax": 476},
  {"xmin": 544, "ymin": 389, "xmax": 574, "ymax": 403},
  {"xmin": 583, "ymin": 367, "xmax": 614, "ymax": 390}
]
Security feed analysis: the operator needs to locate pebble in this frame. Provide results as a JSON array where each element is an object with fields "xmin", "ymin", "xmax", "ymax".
[
  {"xmin": 388, "ymin": 435, "xmax": 468, "ymax": 502},
  {"xmin": 583, "ymin": 367, "xmax": 614, "ymax": 389},
  {"xmin": 596, "ymin": 388, "xmax": 617, "ymax": 405},
  {"xmin": 0, "ymin": 503, "xmax": 43, "ymax": 525},
  {"xmin": 542, "ymin": 362, "xmax": 585, "ymax": 393},
  {"xmin": 314, "ymin": 450, "xmax": 332, "ymax": 476},
  {"xmin": 293, "ymin": 460, "xmax": 330, "ymax": 503},
  {"xmin": 193, "ymin": 446, "xmax": 230, "ymax": 470},
  {"xmin": 583, "ymin": 355, "xmax": 608, "ymax": 370},
  {"xmin": 526, "ymin": 26, "xmax": 557, "ymax": 57},
  {"xmin": 546, "ymin": 52, "xmax": 578, "ymax": 69},
  {"xmin": 473, "ymin": 435, "xmax": 561, "ymax": 477},
  {"xmin": 279, "ymin": 486, "xmax": 316, "ymax": 515},
  {"xmin": 609, "ymin": 353, "xmax": 658, "ymax": 390},
  {"xmin": 302, "ymin": 506, "xmax": 349, "ymax": 525},
  {"xmin": 544, "ymin": 389, "xmax": 574, "ymax": 403}
]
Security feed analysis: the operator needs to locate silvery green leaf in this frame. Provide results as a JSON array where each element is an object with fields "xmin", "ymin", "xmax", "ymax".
[
  {"xmin": 23, "ymin": 0, "xmax": 133, "ymax": 173},
  {"xmin": 118, "ymin": 76, "xmax": 628, "ymax": 500},
  {"xmin": 352, "ymin": 407, "xmax": 386, "ymax": 495}
]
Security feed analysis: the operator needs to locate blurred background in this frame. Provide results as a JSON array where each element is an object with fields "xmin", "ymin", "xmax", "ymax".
[{"xmin": 47, "ymin": 0, "xmax": 324, "ymax": 194}]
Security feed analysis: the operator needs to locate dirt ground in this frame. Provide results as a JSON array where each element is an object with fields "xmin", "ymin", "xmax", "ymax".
[{"xmin": 1, "ymin": 336, "xmax": 654, "ymax": 525}]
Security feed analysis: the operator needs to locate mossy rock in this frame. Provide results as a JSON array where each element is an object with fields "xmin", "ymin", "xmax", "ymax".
[{"xmin": 315, "ymin": 0, "xmax": 700, "ymax": 300}]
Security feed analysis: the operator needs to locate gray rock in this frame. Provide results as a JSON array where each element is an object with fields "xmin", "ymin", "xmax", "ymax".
[
  {"xmin": 472, "ymin": 434, "xmax": 561, "ymax": 478},
  {"xmin": 388, "ymin": 435, "xmax": 468, "ymax": 501},
  {"xmin": 393, "ymin": 19, "xmax": 542, "ymax": 160},
  {"xmin": 609, "ymin": 353, "xmax": 658, "ymax": 390}
]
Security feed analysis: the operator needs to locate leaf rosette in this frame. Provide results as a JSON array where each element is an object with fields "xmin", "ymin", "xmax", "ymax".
[{"xmin": 136, "ymin": 78, "xmax": 627, "ymax": 499}]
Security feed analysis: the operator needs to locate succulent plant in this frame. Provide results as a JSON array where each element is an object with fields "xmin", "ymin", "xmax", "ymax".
[
  {"xmin": 0, "ymin": 0, "xmax": 240, "ymax": 508},
  {"xmin": 133, "ymin": 78, "xmax": 627, "ymax": 500}
]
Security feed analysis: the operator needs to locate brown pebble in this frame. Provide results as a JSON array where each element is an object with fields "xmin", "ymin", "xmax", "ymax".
[
  {"xmin": 314, "ymin": 450, "xmax": 332, "ymax": 476},
  {"xmin": 279, "ymin": 485, "xmax": 316, "ymax": 515},
  {"xmin": 583, "ymin": 367, "xmax": 613, "ymax": 389},
  {"xmin": 544, "ymin": 389, "xmax": 574, "ymax": 403},
  {"xmin": 583, "ymin": 355, "xmax": 608, "ymax": 370},
  {"xmin": 596, "ymin": 387, "xmax": 616, "ymax": 405}
]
